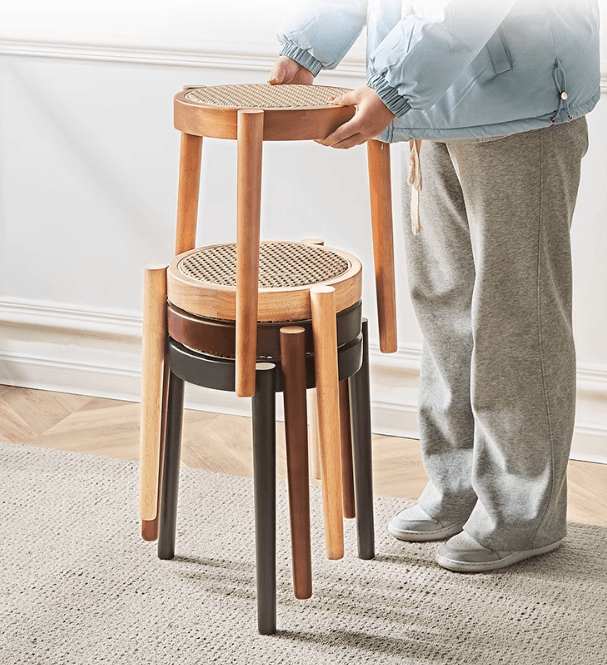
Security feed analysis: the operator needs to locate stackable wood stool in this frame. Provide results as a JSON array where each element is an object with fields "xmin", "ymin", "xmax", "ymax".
[{"xmin": 138, "ymin": 83, "xmax": 398, "ymax": 635}]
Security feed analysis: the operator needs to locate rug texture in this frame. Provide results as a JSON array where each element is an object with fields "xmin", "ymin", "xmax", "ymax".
[{"xmin": 1, "ymin": 440, "xmax": 606, "ymax": 665}]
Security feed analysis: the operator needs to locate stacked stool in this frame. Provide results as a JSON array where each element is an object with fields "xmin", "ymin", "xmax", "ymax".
[{"xmin": 138, "ymin": 84, "xmax": 397, "ymax": 634}]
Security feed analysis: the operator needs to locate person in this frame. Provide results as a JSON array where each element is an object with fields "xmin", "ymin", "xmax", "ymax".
[{"xmin": 269, "ymin": 0, "xmax": 601, "ymax": 572}]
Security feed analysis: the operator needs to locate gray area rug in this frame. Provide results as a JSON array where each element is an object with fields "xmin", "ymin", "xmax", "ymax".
[{"xmin": 1, "ymin": 441, "xmax": 606, "ymax": 665}]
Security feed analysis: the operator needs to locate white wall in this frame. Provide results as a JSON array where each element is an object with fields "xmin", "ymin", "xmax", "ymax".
[{"xmin": 0, "ymin": 1, "xmax": 606, "ymax": 462}]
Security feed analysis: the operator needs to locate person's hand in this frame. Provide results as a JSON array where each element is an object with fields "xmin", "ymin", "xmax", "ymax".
[
  {"xmin": 268, "ymin": 55, "xmax": 314, "ymax": 85},
  {"xmin": 316, "ymin": 86, "xmax": 395, "ymax": 149}
]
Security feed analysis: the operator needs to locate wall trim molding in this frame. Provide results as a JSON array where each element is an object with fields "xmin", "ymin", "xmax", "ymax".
[
  {"xmin": 1, "ymin": 39, "xmax": 606, "ymax": 90},
  {"xmin": 0, "ymin": 38, "xmax": 367, "ymax": 78},
  {"xmin": 0, "ymin": 297, "xmax": 142, "ymax": 339},
  {"xmin": 0, "ymin": 297, "xmax": 605, "ymax": 463}
]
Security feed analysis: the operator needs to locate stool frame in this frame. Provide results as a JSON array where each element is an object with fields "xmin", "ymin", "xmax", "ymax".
[
  {"xmin": 173, "ymin": 85, "xmax": 397, "ymax": 398},
  {"xmin": 158, "ymin": 319, "xmax": 374, "ymax": 634}
]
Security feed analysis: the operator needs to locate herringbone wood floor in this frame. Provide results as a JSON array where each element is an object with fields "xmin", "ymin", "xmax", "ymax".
[{"xmin": 1, "ymin": 384, "xmax": 606, "ymax": 527}]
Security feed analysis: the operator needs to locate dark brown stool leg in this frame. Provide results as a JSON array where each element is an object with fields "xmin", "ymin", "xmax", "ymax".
[
  {"xmin": 339, "ymin": 379, "xmax": 356, "ymax": 520},
  {"xmin": 252, "ymin": 362, "xmax": 277, "ymax": 635},
  {"xmin": 279, "ymin": 327, "xmax": 312, "ymax": 601},
  {"xmin": 158, "ymin": 370, "xmax": 185, "ymax": 560},
  {"xmin": 348, "ymin": 319, "xmax": 375, "ymax": 560}
]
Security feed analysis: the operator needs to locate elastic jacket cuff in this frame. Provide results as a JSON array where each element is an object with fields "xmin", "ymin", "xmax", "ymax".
[
  {"xmin": 367, "ymin": 73, "xmax": 412, "ymax": 117},
  {"xmin": 279, "ymin": 43, "xmax": 323, "ymax": 77}
]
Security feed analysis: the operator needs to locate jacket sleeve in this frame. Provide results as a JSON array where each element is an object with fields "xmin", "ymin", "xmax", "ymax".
[
  {"xmin": 368, "ymin": 0, "xmax": 518, "ymax": 118},
  {"xmin": 276, "ymin": 0, "xmax": 368, "ymax": 77}
]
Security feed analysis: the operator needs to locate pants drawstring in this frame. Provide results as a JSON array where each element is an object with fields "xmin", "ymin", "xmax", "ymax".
[{"xmin": 409, "ymin": 139, "xmax": 423, "ymax": 235}]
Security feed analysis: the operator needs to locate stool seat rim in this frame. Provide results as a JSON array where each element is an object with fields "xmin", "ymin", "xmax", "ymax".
[
  {"xmin": 173, "ymin": 88, "xmax": 357, "ymax": 141},
  {"xmin": 166, "ymin": 241, "xmax": 363, "ymax": 322}
]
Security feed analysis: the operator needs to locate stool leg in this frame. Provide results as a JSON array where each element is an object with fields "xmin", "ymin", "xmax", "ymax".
[
  {"xmin": 236, "ymin": 109, "xmax": 264, "ymax": 398},
  {"xmin": 252, "ymin": 363, "xmax": 277, "ymax": 635},
  {"xmin": 302, "ymin": 238, "xmax": 324, "ymax": 482},
  {"xmin": 348, "ymin": 319, "xmax": 375, "ymax": 560},
  {"xmin": 339, "ymin": 379, "xmax": 356, "ymax": 520},
  {"xmin": 367, "ymin": 140, "xmax": 397, "ymax": 353},
  {"xmin": 142, "ymin": 360, "xmax": 170, "ymax": 541},
  {"xmin": 158, "ymin": 370, "xmax": 185, "ymax": 560},
  {"xmin": 307, "ymin": 390, "xmax": 322, "ymax": 481},
  {"xmin": 310, "ymin": 285, "xmax": 344, "ymax": 560},
  {"xmin": 140, "ymin": 265, "xmax": 168, "ymax": 529},
  {"xmin": 175, "ymin": 133, "xmax": 203, "ymax": 255},
  {"xmin": 279, "ymin": 327, "xmax": 312, "ymax": 601}
]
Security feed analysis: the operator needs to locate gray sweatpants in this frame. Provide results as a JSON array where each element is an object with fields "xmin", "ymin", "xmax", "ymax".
[{"xmin": 401, "ymin": 117, "xmax": 589, "ymax": 551}]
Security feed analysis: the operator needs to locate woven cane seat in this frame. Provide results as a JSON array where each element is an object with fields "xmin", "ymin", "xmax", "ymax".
[
  {"xmin": 174, "ymin": 83, "xmax": 356, "ymax": 141},
  {"xmin": 166, "ymin": 241, "xmax": 362, "ymax": 322},
  {"xmin": 184, "ymin": 84, "xmax": 351, "ymax": 109}
]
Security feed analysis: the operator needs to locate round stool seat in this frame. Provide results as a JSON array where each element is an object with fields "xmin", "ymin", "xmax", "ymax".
[
  {"xmin": 184, "ymin": 84, "xmax": 351, "ymax": 109},
  {"xmin": 166, "ymin": 241, "xmax": 362, "ymax": 322},
  {"xmin": 174, "ymin": 83, "xmax": 356, "ymax": 140}
]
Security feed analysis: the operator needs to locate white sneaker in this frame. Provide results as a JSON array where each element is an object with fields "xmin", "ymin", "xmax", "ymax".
[
  {"xmin": 388, "ymin": 504, "xmax": 467, "ymax": 542},
  {"xmin": 436, "ymin": 531, "xmax": 564, "ymax": 572}
]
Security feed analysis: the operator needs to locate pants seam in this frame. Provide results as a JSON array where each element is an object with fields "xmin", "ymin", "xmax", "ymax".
[{"xmin": 532, "ymin": 129, "xmax": 556, "ymax": 550}]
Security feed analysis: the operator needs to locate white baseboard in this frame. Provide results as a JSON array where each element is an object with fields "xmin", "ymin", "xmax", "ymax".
[{"xmin": 0, "ymin": 297, "xmax": 606, "ymax": 464}]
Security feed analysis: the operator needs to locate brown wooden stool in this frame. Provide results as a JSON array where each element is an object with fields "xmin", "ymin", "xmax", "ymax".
[{"xmin": 172, "ymin": 83, "xmax": 397, "ymax": 398}]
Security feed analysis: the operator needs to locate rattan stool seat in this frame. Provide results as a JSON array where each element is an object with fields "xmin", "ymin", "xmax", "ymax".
[
  {"xmin": 174, "ymin": 83, "xmax": 356, "ymax": 141},
  {"xmin": 167, "ymin": 241, "xmax": 362, "ymax": 321},
  {"xmin": 184, "ymin": 84, "xmax": 352, "ymax": 109}
]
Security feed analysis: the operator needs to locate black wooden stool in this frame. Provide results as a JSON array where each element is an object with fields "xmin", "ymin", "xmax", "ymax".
[{"xmin": 157, "ymin": 311, "xmax": 374, "ymax": 635}]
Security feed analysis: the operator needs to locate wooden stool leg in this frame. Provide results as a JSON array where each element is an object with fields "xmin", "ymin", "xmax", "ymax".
[
  {"xmin": 139, "ymin": 265, "xmax": 168, "ymax": 530},
  {"xmin": 279, "ymin": 327, "xmax": 312, "ymax": 600},
  {"xmin": 158, "ymin": 370, "xmax": 185, "ymax": 560},
  {"xmin": 175, "ymin": 133, "xmax": 203, "ymax": 255},
  {"xmin": 348, "ymin": 319, "xmax": 375, "ymax": 560},
  {"xmin": 367, "ymin": 140, "xmax": 397, "ymax": 353},
  {"xmin": 302, "ymin": 237, "xmax": 323, "ymax": 481},
  {"xmin": 307, "ymin": 390, "xmax": 322, "ymax": 481},
  {"xmin": 310, "ymin": 285, "xmax": 344, "ymax": 560},
  {"xmin": 141, "ymin": 360, "xmax": 170, "ymax": 541},
  {"xmin": 252, "ymin": 363, "xmax": 277, "ymax": 635},
  {"xmin": 236, "ymin": 109, "xmax": 264, "ymax": 398},
  {"xmin": 339, "ymin": 379, "xmax": 356, "ymax": 519}
]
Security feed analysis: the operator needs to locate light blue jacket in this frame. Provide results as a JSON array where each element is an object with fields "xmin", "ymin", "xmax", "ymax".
[{"xmin": 277, "ymin": 0, "xmax": 601, "ymax": 142}]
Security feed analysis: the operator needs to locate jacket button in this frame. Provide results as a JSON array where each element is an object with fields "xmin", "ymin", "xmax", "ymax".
[{"xmin": 561, "ymin": 91, "xmax": 569, "ymax": 100}]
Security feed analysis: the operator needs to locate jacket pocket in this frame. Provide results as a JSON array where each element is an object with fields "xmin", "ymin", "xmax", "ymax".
[{"xmin": 486, "ymin": 28, "xmax": 512, "ymax": 75}]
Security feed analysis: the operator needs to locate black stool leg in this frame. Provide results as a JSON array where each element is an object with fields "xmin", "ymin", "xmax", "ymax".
[
  {"xmin": 348, "ymin": 319, "xmax": 375, "ymax": 560},
  {"xmin": 252, "ymin": 363, "xmax": 277, "ymax": 635},
  {"xmin": 158, "ymin": 370, "xmax": 185, "ymax": 560}
]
